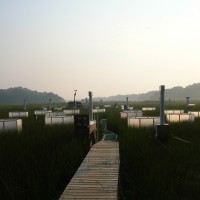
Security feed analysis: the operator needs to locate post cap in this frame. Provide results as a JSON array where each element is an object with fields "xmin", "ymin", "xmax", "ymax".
[
  {"xmin": 160, "ymin": 85, "xmax": 165, "ymax": 91},
  {"xmin": 88, "ymin": 91, "xmax": 93, "ymax": 96}
]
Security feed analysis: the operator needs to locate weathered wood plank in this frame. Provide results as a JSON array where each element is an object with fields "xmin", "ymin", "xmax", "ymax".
[{"xmin": 59, "ymin": 140, "xmax": 119, "ymax": 199}]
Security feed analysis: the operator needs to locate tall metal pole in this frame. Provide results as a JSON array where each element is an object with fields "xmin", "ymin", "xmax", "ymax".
[
  {"xmin": 185, "ymin": 96, "xmax": 190, "ymax": 113},
  {"xmin": 126, "ymin": 97, "xmax": 129, "ymax": 110},
  {"xmin": 89, "ymin": 91, "xmax": 93, "ymax": 121},
  {"xmin": 160, "ymin": 85, "xmax": 165, "ymax": 125},
  {"xmin": 156, "ymin": 85, "xmax": 169, "ymax": 142},
  {"xmin": 74, "ymin": 90, "xmax": 77, "ymax": 108}
]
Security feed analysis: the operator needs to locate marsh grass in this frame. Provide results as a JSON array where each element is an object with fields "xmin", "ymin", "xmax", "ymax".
[
  {"xmin": 0, "ymin": 105, "xmax": 87, "ymax": 200},
  {"xmin": 118, "ymin": 121, "xmax": 200, "ymax": 200},
  {"xmin": 1, "ymin": 103, "xmax": 200, "ymax": 199},
  {"xmin": 102, "ymin": 105, "xmax": 200, "ymax": 200},
  {"xmin": 0, "ymin": 125, "xmax": 86, "ymax": 200}
]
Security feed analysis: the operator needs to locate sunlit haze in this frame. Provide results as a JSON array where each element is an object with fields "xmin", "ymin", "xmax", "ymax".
[{"xmin": 1, "ymin": 0, "xmax": 200, "ymax": 100}]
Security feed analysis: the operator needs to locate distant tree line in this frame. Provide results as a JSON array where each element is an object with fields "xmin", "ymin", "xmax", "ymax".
[
  {"xmin": 0, "ymin": 87, "xmax": 65, "ymax": 105},
  {"xmin": 93, "ymin": 83, "xmax": 200, "ymax": 101}
]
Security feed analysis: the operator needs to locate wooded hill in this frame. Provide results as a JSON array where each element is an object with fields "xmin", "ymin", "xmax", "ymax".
[
  {"xmin": 0, "ymin": 87, "xmax": 65, "ymax": 105},
  {"xmin": 1, "ymin": 83, "xmax": 200, "ymax": 104},
  {"xmin": 94, "ymin": 83, "xmax": 200, "ymax": 102}
]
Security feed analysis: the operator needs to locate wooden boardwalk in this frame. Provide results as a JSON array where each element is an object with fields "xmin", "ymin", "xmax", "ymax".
[{"xmin": 59, "ymin": 140, "xmax": 119, "ymax": 199}]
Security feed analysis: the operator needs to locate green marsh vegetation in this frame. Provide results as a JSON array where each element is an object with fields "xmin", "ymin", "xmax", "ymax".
[
  {"xmin": 0, "ymin": 105, "xmax": 86, "ymax": 200},
  {"xmin": 1, "ymin": 102, "xmax": 200, "ymax": 199},
  {"xmin": 116, "ymin": 102, "xmax": 200, "ymax": 200}
]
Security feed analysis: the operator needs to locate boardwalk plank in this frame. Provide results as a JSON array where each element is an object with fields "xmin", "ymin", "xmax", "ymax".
[{"xmin": 59, "ymin": 140, "xmax": 119, "ymax": 200}]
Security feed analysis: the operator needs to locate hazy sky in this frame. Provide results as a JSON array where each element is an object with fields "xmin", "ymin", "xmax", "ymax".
[{"xmin": 1, "ymin": 0, "xmax": 200, "ymax": 100}]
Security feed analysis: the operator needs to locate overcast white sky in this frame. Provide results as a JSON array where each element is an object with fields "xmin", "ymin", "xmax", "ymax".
[{"xmin": 1, "ymin": 0, "xmax": 200, "ymax": 100}]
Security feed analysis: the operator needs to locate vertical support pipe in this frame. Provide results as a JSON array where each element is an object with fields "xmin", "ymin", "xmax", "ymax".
[
  {"xmin": 89, "ymin": 91, "xmax": 93, "ymax": 121},
  {"xmin": 185, "ymin": 97, "xmax": 190, "ymax": 113},
  {"xmin": 160, "ymin": 85, "xmax": 165, "ymax": 125},
  {"xmin": 126, "ymin": 97, "xmax": 129, "ymax": 110},
  {"xmin": 74, "ymin": 90, "xmax": 77, "ymax": 108},
  {"xmin": 156, "ymin": 84, "xmax": 169, "ymax": 142}
]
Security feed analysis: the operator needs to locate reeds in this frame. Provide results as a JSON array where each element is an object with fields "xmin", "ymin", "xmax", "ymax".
[
  {"xmin": 1, "ymin": 103, "xmax": 200, "ymax": 199},
  {"xmin": 0, "ymin": 105, "xmax": 86, "ymax": 200}
]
